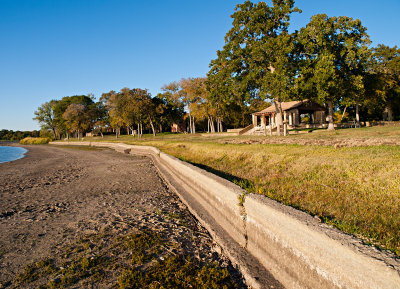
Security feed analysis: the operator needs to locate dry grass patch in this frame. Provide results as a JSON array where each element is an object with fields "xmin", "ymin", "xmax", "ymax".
[
  {"xmin": 20, "ymin": 137, "xmax": 51, "ymax": 144},
  {"xmin": 172, "ymin": 143, "xmax": 400, "ymax": 254},
  {"xmin": 120, "ymin": 140, "xmax": 400, "ymax": 255}
]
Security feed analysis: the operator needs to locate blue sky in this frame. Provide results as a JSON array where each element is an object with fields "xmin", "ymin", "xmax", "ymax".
[{"xmin": 1, "ymin": 0, "xmax": 399, "ymax": 131}]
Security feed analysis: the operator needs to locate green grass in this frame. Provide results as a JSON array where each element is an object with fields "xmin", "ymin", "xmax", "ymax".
[
  {"xmin": 14, "ymin": 229, "xmax": 239, "ymax": 288},
  {"xmin": 80, "ymin": 126, "xmax": 400, "ymax": 255}
]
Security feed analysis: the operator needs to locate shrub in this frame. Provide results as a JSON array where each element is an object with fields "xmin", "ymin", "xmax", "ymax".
[{"xmin": 20, "ymin": 137, "xmax": 51, "ymax": 145}]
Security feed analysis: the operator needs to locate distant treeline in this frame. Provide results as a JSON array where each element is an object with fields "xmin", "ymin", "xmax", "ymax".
[
  {"xmin": 0, "ymin": 129, "xmax": 40, "ymax": 141},
  {"xmin": 33, "ymin": 92, "xmax": 185, "ymax": 140}
]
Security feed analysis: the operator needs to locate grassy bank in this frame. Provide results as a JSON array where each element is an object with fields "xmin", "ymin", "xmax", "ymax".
[
  {"xmin": 84, "ymin": 127, "xmax": 400, "ymax": 255},
  {"xmin": 20, "ymin": 137, "xmax": 51, "ymax": 144}
]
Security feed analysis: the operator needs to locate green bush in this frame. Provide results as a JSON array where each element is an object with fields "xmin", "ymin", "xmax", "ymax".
[{"xmin": 19, "ymin": 137, "xmax": 51, "ymax": 145}]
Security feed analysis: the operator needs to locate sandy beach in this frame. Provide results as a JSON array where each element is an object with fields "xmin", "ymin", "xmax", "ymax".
[{"xmin": 0, "ymin": 145, "xmax": 244, "ymax": 288}]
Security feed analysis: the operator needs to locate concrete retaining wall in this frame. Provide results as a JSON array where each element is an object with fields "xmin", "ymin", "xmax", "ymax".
[{"xmin": 50, "ymin": 141, "xmax": 400, "ymax": 289}]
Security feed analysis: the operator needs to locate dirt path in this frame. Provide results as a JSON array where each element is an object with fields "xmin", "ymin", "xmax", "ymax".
[{"xmin": 0, "ymin": 145, "xmax": 245, "ymax": 288}]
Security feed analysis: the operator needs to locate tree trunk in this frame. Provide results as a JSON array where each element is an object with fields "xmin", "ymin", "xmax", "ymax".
[
  {"xmin": 327, "ymin": 100, "xmax": 335, "ymax": 131},
  {"xmin": 207, "ymin": 117, "xmax": 210, "ymax": 133},
  {"xmin": 149, "ymin": 117, "xmax": 156, "ymax": 136},
  {"xmin": 217, "ymin": 117, "xmax": 223, "ymax": 133},
  {"xmin": 192, "ymin": 116, "xmax": 196, "ymax": 134},
  {"xmin": 274, "ymin": 100, "xmax": 283, "ymax": 136},
  {"xmin": 188, "ymin": 113, "xmax": 192, "ymax": 134},
  {"xmin": 340, "ymin": 106, "xmax": 347, "ymax": 122},
  {"xmin": 159, "ymin": 124, "xmax": 162, "ymax": 133},
  {"xmin": 140, "ymin": 122, "xmax": 143, "ymax": 137},
  {"xmin": 384, "ymin": 104, "xmax": 393, "ymax": 121},
  {"xmin": 211, "ymin": 117, "xmax": 215, "ymax": 133},
  {"xmin": 355, "ymin": 101, "xmax": 360, "ymax": 124},
  {"xmin": 51, "ymin": 128, "xmax": 56, "ymax": 140}
]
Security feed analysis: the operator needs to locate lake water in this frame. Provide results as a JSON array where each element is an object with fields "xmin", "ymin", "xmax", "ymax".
[{"xmin": 0, "ymin": 146, "xmax": 28, "ymax": 164}]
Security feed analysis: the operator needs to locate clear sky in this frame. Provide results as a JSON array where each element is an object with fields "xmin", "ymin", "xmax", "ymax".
[{"xmin": 1, "ymin": 0, "xmax": 399, "ymax": 131}]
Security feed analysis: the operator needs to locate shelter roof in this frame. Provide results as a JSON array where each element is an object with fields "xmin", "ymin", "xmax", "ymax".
[{"xmin": 253, "ymin": 100, "xmax": 325, "ymax": 116}]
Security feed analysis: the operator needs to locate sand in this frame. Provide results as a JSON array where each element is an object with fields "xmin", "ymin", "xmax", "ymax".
[{"xmin": 0, "ymin": 145, "xmax": 245, "ymax": 288}]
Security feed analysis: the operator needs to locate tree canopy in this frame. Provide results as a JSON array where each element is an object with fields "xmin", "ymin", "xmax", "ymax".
[
  {"xmin": 296, "ymin": 14, "xmax": 371, "ymax": 129},
  {"xmin": 33, "ymin": 1, "xmax": 400, "ymax": 137}
]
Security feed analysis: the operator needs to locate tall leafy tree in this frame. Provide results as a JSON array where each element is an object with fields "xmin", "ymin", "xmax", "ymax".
[
  {"xmin": 52, "ymin": 95, "xmax": 95, "ymax": 137},
  {"xmin": 366, "ymin": 45, "xmax": 400, "ymax": 121},
  {"xmin": 62, "ymin": 103, "xmax": 89, "ymax": 139},
  {"xmin": 296, "ymin": 14, "xmax": 370, "ymax": 130},
  {"xmin": 154, "ymin": 93, "xmax": 185, "ymax": 132},
  {"xmin": 130, "ymin": 88, "xmax": 154, "ymax": 137},
  {"xmin": 33, "ymin": 100, "xmax": 59, "ymax": 139},
  {"xmin": 91, "ymin": 101, "xmax": 108, "ymax": 137},
  {"xmin": 103, "ymin": 90, "xmax": 125, "ymax": 138},
  {"xmin": 102, "ymin": 88, "xmax": 155, "ymax": 137},
  {"xmin": 208, "ymin": 0, "xmax": 300, "ymax": 134},
  {"xmin": 162, "ymin": 78, "xmax": 203, "ymax": 134}
]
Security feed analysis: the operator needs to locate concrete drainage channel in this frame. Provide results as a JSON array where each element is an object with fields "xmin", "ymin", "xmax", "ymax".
[{"xmin": 51, "ymin": 141, "xmax": 400, "ymax": 289}]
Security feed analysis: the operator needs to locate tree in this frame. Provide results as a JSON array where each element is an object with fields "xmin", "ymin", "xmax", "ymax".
[
  {"xmin": 33, "ymin": 100, "xmax": 58, "ymax": 139},
  {"xmin": 162, "ymin": 78, "xmax": 202, "ymax": 134},
  {"xmin": 102, "ymin": 88, "xmax": 155, "ymax": 138},
  {"xmin": 103, "ymin": 90, "xmax": 124, "ymax": 138},
  {"xmin": 62, "ymin": 103, "xmax": 90, "ymax": 139},
  {"xmin": 91, "ymin": 101, "xmax": 108, "ymax": 137},
  {"xmin": 296, "ymin": 14, "xmax": 370, "ymax": 130},
  {"xmin": 131, "ymin": 88, "xmax": 154, "ymax": 137},
  {"xmin": 208, "ymin": 0, "xmax": 301, "ymax": 135},
  {"xmin": 154, "ymin": 93, "xmax": 185, "ymax": 132},
  {"xmin": 52, "ymin": 95, "xmax": 95, "ymax": 138},
  {"xmin": 367, "ymin": 45, "xmax": 400, "ymax": 121}
]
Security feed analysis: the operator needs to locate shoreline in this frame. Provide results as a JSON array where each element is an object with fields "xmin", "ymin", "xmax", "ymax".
[
  {"xmin": 0, "ymin": 145, "xmax": 28, "ymax": 164},
  {"xmin": 0, "ymin": 145, "xmax": 246, "ymax": 288}
]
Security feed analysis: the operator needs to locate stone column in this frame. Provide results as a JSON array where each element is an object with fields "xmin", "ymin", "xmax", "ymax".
[
  {"xmin": 252, "ymin": 114, "xmax": 257, "ymax": 126},
  {"xmin": 289, "ymin": 113, "xmax": 293, "ymax": 126}
]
